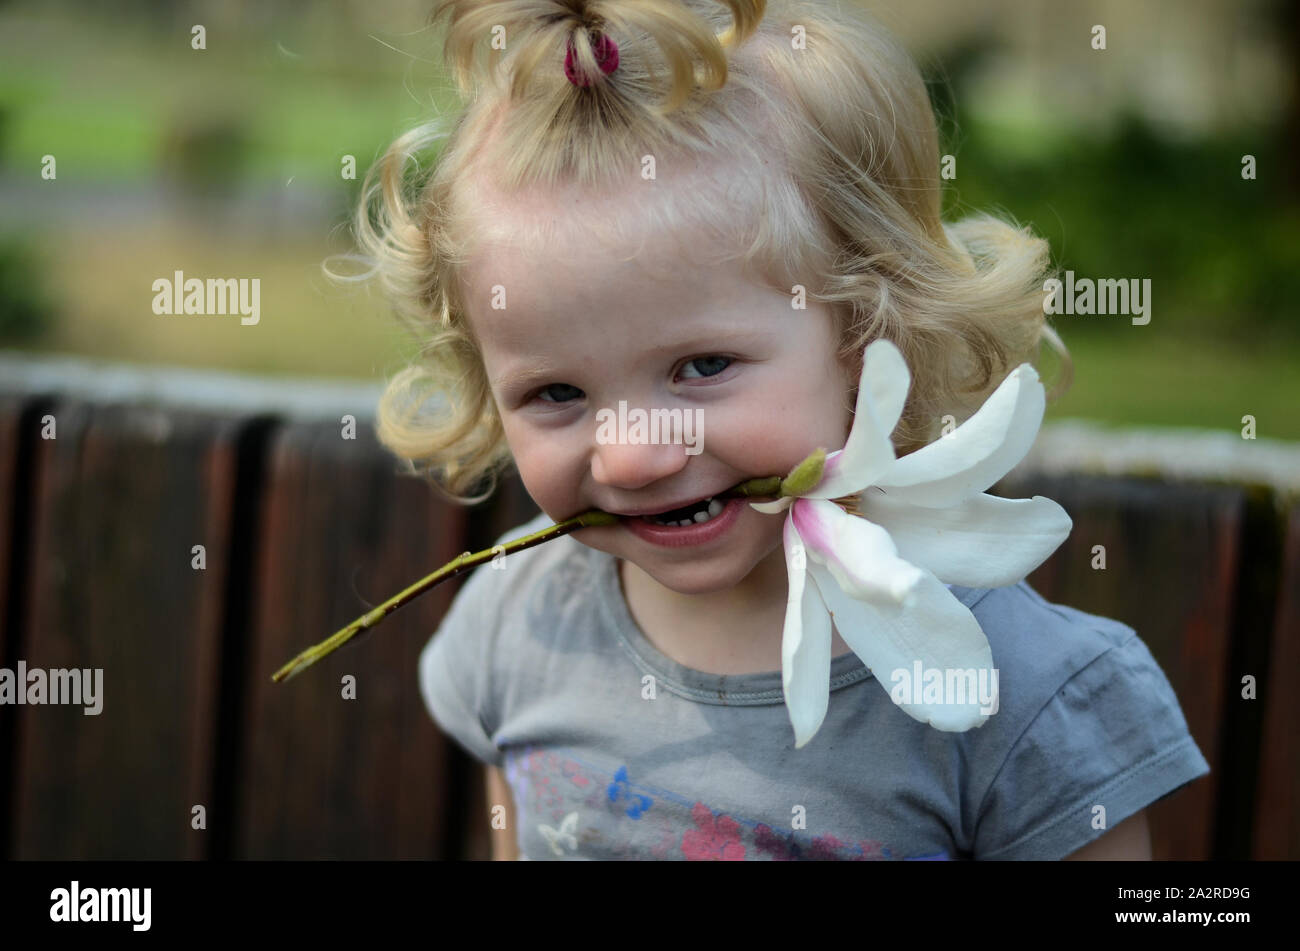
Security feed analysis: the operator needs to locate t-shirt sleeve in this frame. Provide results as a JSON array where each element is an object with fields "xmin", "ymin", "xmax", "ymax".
[
  {"xmin": 418, "ymin": 555, "xmax": 507, "ymax": 768},
  {"xmin": 971, "ymin": 631, "xmax": 1211, "ymax": 860}
]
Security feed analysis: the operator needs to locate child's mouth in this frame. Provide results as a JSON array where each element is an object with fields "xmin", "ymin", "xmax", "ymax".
[
  {"xmin": 640, "ymin": 495, "xmax": 727, "ymax": 527},
  {"xmin": 624, "ymin": 495, "xmax": 744, "ymax": 547}
]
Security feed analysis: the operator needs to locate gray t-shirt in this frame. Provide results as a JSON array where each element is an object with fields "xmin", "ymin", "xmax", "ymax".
[{"xmin": 419, "ymin": 512, "xmax": 1210, "ymax": 860}]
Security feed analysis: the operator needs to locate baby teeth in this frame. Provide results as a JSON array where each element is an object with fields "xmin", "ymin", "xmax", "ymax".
[{"xmin": 649, "ymin": 495, "xmax": 727, "ymax": 527}]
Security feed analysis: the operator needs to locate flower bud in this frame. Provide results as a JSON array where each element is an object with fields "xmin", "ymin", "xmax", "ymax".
[{"xmin": 779, "ymin": 447, "xmax": 827, "ymax": 497}]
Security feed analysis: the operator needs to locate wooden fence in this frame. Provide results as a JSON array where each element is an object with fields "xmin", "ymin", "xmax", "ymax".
[{"xmin": 0, "ymin": 354, "xmax": 1296, "ymax": 860}]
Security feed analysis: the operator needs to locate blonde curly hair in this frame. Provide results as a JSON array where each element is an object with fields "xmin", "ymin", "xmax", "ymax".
[{"xmin": 329, "ymin": 0, "xmax": 1070, "ymax": 503}]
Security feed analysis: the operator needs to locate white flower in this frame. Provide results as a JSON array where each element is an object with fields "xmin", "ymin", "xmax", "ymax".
[{"xmin": 754, "ymin": 340, "xmax": 1072, "ymax": 747}]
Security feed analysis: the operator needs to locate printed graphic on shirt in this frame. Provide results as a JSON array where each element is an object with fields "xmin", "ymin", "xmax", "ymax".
[
  {"xmin": 503, "ymin": 745, "xmax": 950, "ymax": 860},
  {"xmin": 538, "ymin": 812, "xmax": 580, "ymax": 856}
]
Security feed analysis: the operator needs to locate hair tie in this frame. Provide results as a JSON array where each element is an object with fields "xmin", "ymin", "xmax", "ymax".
[{"xmin": 564, "ymin": 32, "xmax": 619, "ymax": 87}]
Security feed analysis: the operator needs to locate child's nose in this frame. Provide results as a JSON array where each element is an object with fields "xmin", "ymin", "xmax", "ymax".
[{"xmin": 590, "ymin": 439, "xmax": 690, "ymax": 490}]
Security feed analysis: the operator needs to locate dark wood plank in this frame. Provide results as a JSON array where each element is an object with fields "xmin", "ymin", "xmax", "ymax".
[
  {"xmin": 237, "ymin": 419, "xmax": 469, "ymax": 859},
  {"xmin": 993, "ymin": 473, "xmax": 1241, "ymax": 860},
  {"xmin": 0, "ymin": 394, "xmax": 29, "ymax": 649},
  {"xmin": 0, "ymin": 392, "xmax": 53, "ymax": 859},
  {"xmin": 1253, "ymin": 503, "xmax": 1300, "ymax": 859},
  {"xmin": 11, "ymin": 401, "xmax": 244, "ymax": 859}
]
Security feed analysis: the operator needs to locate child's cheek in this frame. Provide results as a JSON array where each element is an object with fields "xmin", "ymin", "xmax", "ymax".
[{"xmin": 500, "ymin": 422, "xmax": 582, "ymax": 519}]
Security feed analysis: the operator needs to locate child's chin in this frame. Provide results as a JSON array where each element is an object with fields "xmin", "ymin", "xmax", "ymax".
[
  {"xmin": 632, "ymin": 552, "xmax": 767, "ymax": 596},
  {"xmin": 646, "ymin": 570, "xmax": 740, "ymax": 596}
]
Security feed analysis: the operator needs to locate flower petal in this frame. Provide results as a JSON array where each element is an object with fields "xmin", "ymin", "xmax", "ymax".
[
  {"xmin": 780, "ymin": 517, "xmax": 833, "ymax": 749},
  {"xmin": 874, "ymin": 363, "xmax": 1045, "ymax": 507},
  {"xmin": 808, "ymin": 563, "xmax": 996, "ymax": 732},
  {"xmin": 749, "ymin": 497, "xmax": 795, "ymax": 514},
  {"xmin": 791, "ymin": 498, "xmax": 923, "ymax": 608},
  {"xmin": 858, "ymin": 492, "xmax": 1073, "ymax": 588},
  {"xmin": 811, "ymin": 340, "xmax": 910, "ymax": 499}
]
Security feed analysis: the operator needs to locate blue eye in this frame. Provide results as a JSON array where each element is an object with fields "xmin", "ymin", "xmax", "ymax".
[
  {"xmin": 537, "ymin": 383, "xmax": 584, "ymax": 403},
  {"xmin": 678, "ymin": 356, "xmax": 732, "ymax": 380}
]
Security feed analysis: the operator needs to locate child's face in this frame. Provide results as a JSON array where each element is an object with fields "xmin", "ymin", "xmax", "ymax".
[{"xmin": 460, "ymin": 205, "xmax": 854, "ymax": 597}]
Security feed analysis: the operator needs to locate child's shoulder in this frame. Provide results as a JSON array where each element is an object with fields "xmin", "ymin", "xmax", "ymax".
[
  {"xmin": 948, "ymin": 581, "xmax": 1208, "ymax": 859},
  {"xmin": 945, "ymin": 578, "xmax": 1201, "ymax": 781},
  {"xmin": 960, "ymin": 580, "xmax": 1139, "ymax": 678},
  {"xmin": 952, "ymin": 579, "xmax": 1158, "ymax": 724}
]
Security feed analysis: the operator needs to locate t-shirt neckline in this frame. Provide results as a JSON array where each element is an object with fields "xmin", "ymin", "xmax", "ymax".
[{"xmin": 591, "ymin": 548, "xmax": 875, "ymax": 707}]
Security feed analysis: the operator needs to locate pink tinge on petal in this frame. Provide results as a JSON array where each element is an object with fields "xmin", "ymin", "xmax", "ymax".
[
  {"xmin": 811, "ymin": 450, "xmax": 846, "ymax": 494},
  {"xmin": 788, "ymin": 498, "xmax": 831, "ymax": 551},
  {"xmin": 792, "ymin": 498, "xmax": 923, "ymax": 607}
]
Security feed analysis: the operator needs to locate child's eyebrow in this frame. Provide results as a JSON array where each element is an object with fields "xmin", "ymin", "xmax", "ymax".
[
  {"xmin": 640, "ymin": 329, "xmax": 772, "ymax": 355},
  {"xmin": 492, "ymin": 365, "xmax": 562, "ymax": 392}
]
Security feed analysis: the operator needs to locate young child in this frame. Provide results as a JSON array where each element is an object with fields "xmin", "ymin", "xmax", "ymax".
[{"xmin": 346, "ymin": 0, "xmax": 1209, "ymax": 860}]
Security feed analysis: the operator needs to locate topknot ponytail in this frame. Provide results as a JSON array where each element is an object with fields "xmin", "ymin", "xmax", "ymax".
[{"xmin": 433, "ymin": 1, "xmax": 764, "ymax": 118}]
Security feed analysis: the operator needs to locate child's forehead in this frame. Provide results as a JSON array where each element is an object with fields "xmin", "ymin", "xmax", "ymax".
[
  {"xmin": 451, "ymin": 132, "xmax": 784, "ymax": 252},
  {"xmin": 462, "ymin": 229, "xmax": 753, "ymax": 333},
  {"xmin": 457, "ymin": 185, "xmax": 745, "ymax": 296},
  {"xmin": 456, "ymin": 164, "xmax": 686, "ymax": 257},
  {"xmin": 448, "ymin": 144, "xmax": 816, "ymax": 320}
]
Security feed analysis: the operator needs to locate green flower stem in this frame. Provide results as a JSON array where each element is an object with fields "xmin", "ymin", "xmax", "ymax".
[
  {"xmin": 271, "ymin": 447, "xmax": 827, "ymax": 684},
  {"xmin": 728, "ymin": 476, "xmax": 782, "ymax": 497},
  {"xmin": 270, "ymin": 509, "xmax": 618, "ymax": 683}
]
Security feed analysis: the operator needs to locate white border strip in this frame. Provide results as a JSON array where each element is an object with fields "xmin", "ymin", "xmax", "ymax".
[
  {"xmin": 1009, "ymin": 419, "xmax": 1300, "ymax": 495},
  {"xmin": 0, "ymin": 349, "xmax": 383, "ymax": 422}
]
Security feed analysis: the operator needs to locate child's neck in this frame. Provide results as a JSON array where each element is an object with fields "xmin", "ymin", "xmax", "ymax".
[{"xmin": 617, "ymin": 549, "xmax": 854, "ymax": 676}]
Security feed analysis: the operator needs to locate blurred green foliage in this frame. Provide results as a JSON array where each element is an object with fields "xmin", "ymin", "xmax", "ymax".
[
  {"xmin": 940, "ymin": 113, "xmax": 1299, "ymax": 342},
  {"xmin": 156, "ymin": 110, "xmax": 250, "ymax": 194},
  {"xmin": 0, "ymin": 239, "xmax": 55, "ymax": 341},
  {"xmin": 923, "ymin": 28, "xmax": 1299, "ymax": 345}
]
